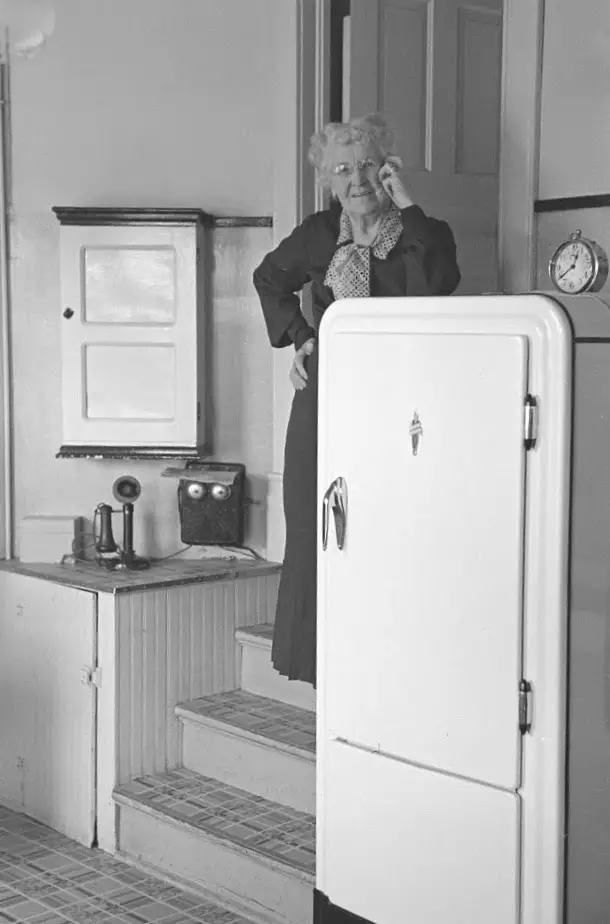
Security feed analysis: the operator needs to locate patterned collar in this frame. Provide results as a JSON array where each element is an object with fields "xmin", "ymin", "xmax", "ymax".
[
  {"xmin": 336, "ymin": 204, "xmax": 403, "ymax": 259},
  {"xmin": 324, "ymin": 205, "xmax": 404, "ymax": 300}
]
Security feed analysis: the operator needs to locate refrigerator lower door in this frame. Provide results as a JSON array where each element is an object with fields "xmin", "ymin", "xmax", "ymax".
[{"xmin": 317, "ymin": 741, "xmax": 521, "ymax": 924}]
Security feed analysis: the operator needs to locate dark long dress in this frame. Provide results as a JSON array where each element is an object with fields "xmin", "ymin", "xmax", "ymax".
[{"xmin": 253, "ymin": 204, "xmax": 461, "ymax": 686}]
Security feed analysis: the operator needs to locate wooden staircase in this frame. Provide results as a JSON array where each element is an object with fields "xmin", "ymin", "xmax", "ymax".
[{"xmin": 114, "ymin": 624, "xmax": 316, "ymax": 924}]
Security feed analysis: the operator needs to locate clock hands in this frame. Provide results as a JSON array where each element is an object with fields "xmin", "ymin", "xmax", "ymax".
[{"xmin": 558, "ymin": 259, "xmax": 578, "ymax": 280}]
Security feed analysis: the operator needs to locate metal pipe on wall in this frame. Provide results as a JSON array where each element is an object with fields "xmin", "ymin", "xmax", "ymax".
[
  {"xmin": 0, "ymin": 6, "xmax": 55, "ymax": 560},
  {"xmin": 0, "ymin": 54, "xmax": 12, "ymax": 559}
]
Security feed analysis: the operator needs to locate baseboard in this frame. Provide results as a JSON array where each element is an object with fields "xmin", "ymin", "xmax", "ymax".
[{"xmin": 314, "ymin": 890, "xmax": 373, "ymax": 924}]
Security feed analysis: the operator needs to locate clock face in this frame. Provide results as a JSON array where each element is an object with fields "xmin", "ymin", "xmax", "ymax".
[{"xmin": 551, "ymin": 239, "xmax": 595, "ymax": 293}]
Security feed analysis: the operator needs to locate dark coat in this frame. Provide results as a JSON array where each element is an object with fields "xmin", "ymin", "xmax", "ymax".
[
  {"xmin": 252, "ymin": 203, "xmax": 461, "ymax": 686},
  {"xmin": 254, "ymin": 203, "xmax": 461, "ymax": 351}
]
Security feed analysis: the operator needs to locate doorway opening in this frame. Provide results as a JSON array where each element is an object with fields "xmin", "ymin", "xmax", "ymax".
[
  {"xmin": 329, "ymin": 0, "xmax": 350, "ymax": 123},
  {"xmin": 322, "ymin": 0, "xmax": 504, "ymax": 295}
]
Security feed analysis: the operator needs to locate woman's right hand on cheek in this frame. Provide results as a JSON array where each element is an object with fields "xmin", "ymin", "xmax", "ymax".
[{"xmin": 290, "ymin": 338, "xmax": 316, "ymax": 390}]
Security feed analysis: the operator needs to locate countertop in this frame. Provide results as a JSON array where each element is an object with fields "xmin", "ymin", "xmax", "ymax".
[{"xmin": 0, "ymin": 557, "xmax": 282, "ymax": 595}]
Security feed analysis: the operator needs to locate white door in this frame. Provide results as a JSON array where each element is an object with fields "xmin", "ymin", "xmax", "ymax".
[
  {"xmin": 317, "ymin": 300, "xmax": 528, "ymax": 922},
  {"xmin": 0, "ymin": 573, "xmax": 97, "ymax": 846},
  {"xmin": 346, "ymin": 0, "xmax": 503, "ymax": 295}
]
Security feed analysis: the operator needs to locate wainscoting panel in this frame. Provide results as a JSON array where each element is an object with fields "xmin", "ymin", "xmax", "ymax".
[{"xmin": 115, "ymin": 571, "xmax": 280, "ymax": 783}]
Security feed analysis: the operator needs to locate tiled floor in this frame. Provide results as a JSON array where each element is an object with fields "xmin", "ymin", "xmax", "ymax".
[
  {"xmin": 114, "ymin": 769, "xmax": 315, "ymax": 877},
  {"xmin": 180, "ymin": 690, "xmax": 316, "ymax": 754},
  {"xmin": 0, "ymin": 805, "xmax": 253, "ymax": 924}
]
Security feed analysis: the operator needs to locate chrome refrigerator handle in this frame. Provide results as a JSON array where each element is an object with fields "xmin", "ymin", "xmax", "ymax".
[
  {"xmin": 321, "ymin": 477, "xmax": 348, "ymax": 551},
  {"xmin": 321, "ymin": 481, "xmax": 334, "ymax": 551}
]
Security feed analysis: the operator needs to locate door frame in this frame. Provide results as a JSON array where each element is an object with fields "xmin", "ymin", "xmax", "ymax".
[
  {"xmin": 498, "ymin": 0, "xmax": 545, "ymax": 294},
  {"xmin": 267, "ymin": 0, "xmax": 329, "ymax": 563}
]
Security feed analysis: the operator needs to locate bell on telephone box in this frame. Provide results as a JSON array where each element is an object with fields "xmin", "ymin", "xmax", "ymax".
[{"xmin": 95, "ymin": 475, "xmax": 150, "ymax": 571}]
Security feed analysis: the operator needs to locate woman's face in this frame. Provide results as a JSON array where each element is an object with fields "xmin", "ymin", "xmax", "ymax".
[{"xmin": 325, "ymin": 142, "xmax": 389, "ymax": 217}]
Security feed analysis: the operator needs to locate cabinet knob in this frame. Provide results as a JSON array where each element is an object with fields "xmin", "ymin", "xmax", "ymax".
[{"xmin": 63, "ymin": 307, "xmax": 74, "ymax": 319}]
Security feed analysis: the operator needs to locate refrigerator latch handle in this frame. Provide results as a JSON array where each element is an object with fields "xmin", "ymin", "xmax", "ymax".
[
  {"xmin": 322, "ymin": 477, "xmax": 348, "ymax": 551},
  {"xmin": 321, "ymin": 482, "xmax": 334, "ymax": 551},
  {"xmin": 331, "ymin": 477, "xmax": 347, "ymax": 551}
]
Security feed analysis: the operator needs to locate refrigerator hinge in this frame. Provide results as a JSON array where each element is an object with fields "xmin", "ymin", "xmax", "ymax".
[
  {"xmin": 519, "ymin": 679, "xmax": 532, "ymax": 733},
  {"xmin": 524, "ymin": 395, "xmax": 539, "ymax": 450}
]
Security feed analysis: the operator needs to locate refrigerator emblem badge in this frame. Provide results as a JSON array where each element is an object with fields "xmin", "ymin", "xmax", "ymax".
[{"xmin": 409, "ymin": 411, "xmax": 423, "ymax": 455}]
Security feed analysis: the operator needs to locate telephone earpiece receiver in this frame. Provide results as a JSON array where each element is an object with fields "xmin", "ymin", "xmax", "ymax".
[{"xmin": 112, "ymin": 475, "xmax": 141, "ymax": 505}]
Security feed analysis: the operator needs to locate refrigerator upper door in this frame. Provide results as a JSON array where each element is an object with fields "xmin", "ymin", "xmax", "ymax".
[{"xmin": 318, "ymin": 324, "xmax": 528, "ymax": 791}]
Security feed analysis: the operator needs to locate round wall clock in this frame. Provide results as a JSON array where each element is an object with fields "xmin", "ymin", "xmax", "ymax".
[{"xmin": 549, "ymin": 229, "xmax": 609, "ymax": 294}]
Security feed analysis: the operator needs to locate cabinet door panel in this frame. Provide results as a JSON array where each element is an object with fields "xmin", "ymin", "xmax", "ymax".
[
  {"xmin": 0, "ymin": 573, "xmax": 96, "ymax": 846},
  {"xmin": 60, "ymin": 225, "xmax": 200, "ymax": 447}
]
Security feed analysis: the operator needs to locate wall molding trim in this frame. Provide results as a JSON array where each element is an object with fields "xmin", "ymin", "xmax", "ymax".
[{"xmin": 534, "ymin": 195, "xmax": 610, "ymax": 214}]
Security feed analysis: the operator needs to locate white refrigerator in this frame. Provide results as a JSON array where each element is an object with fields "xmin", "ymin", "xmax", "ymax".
[{"xmin": 315, "ymin": 293, "xmax": 610, "ymax": 924}]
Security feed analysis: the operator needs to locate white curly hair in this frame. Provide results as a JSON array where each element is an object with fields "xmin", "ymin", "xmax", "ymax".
[{"xmin": 308, "ymin": 112, "xmax": 396, "ymax": 183}]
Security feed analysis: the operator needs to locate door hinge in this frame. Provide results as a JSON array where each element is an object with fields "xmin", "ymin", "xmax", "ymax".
[
  {"xmin": 81, "ymin": 666, "xmax": 102, "ymax": 689},
  {"xmin": 519, "ymin": 679, "xmax": 532, "ymax": 733},
  {"xmin": 197, "ymin": 400, "xmax": 201, "ymax": 422},
  {"xmin": 524, "ymin": 395, "xmax": 539, "ymax": 450}
]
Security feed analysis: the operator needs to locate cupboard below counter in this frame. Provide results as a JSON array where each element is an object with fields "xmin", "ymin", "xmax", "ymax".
[{"xmin": 0, "ymin": 558, "xmax": 280, "ymax": 851}]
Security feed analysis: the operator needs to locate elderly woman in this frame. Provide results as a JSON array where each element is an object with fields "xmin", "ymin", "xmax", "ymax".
[{"xmin": 253, "ymin": 113, "xmax": 460, "ymax": 688}]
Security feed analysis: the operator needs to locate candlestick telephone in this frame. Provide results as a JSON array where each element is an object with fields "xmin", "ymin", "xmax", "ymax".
[{"xmin": 94, "ymin": 475, "xmax": 150, "ymax": 570}]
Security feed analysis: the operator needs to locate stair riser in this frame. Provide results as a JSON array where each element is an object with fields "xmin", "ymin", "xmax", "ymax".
[
  {"xmin": 118, "ymin": 803, "xmax": 313, "ymax": 924},
  {"xmin": 180, "ymin": 718, "xmax": 316, "ymax": 814},
  {"xmin": 239, "ymin": 643, "xmax": 316, "ymax": 712}
]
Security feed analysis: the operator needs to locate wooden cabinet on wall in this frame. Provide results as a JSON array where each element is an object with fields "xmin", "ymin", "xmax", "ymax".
[{"xmin": 53, "ymin": 208, "xmax": 212, "ymax": 459}]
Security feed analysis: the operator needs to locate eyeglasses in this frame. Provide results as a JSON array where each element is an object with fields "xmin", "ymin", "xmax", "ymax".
[{"xmin": 331, "ymin": 158, "xmax": 379, "ymax": 178}]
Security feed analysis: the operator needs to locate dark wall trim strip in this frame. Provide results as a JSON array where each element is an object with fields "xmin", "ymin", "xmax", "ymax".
[
  {"xmin": 53, "ymin": 207, "xmax": 214, "ymax": 226},
  {"xmin": 213, "ymin": 216, "xmax": 273, "ymax": 228},
  {"xmin": 534, "ymin": 195, "xmax": 610, "ymax": 214},
  {"xmin": 56, "ymin": 445, "xmax": 207, "ymax": 460}
]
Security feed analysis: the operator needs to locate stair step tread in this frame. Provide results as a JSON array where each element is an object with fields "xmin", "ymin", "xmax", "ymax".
[
  {"xmin": 176, "ymin": 690, "xmax": 316, "ymax": 757},
  {"xmin": 236, "ymin": 624, "xmax": 274, "ymax": 647},
  {"xmin": 114, "ymin": 768, "xmax": 315, "ymax": 879}
]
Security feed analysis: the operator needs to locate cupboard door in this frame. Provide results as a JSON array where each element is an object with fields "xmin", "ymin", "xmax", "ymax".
[
  {"xmin": 0, "ymin": 572, "xmax": 97, "ymax": 845},
  {"xmin": 59, "ymin": 224, "xmax": 201, "ymax": 448}
]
